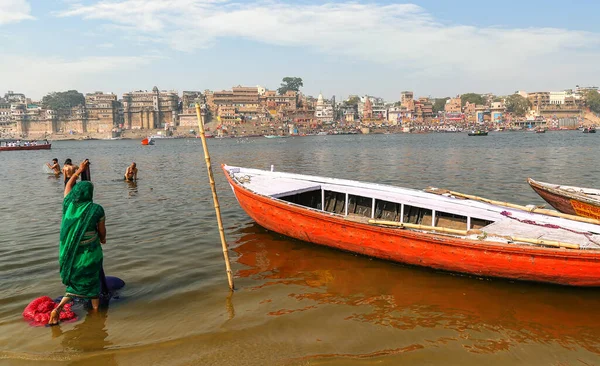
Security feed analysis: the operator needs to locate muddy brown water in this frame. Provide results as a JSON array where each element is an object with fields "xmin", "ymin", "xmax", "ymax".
[{"xmin": 1, "ymin": 131, "xmax": 600, "ymax": 365}]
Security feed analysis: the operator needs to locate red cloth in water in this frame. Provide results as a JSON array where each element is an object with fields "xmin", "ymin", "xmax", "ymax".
[{"xmin": 23, "ymin": 296, "xmax": 76, "ymax": 326}]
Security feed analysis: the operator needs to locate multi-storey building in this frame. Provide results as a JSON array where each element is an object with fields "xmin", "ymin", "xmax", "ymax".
[
  {"xmin": 210, "ymin": 86, "xmax": 267, "ymax": 123},
  {"xmin": 414, "ymin": 97, "xmax": 433, "ymax": 121},
  {"xmin": 178, "ymin": 91, "xmax": 205, "ymax": 127},
  {"xmin": 85, "ymin": 92, "xmax": 120, "ymax": 129},
  {"xmin": 490, "ymin": 101, "xmax": 505, "ymax": 122},
  {"xmin": 314, "ymin": 93, "xmax": 334, "ymax": 123},
  {"xmin": 4, "ymin": 91, "xmax": 27, "ymax": 104},
  {"xmin": 260, "ymin": 90, "xmax": 297, "ymax": 112},
  {"xmin": 0, "ymin": 101, "xmax": 10, "ymax": 124},
  {"xmin": 445, "ymin": 97, "xmax": 462, "ymax": 113},
  {"xmin": 362, "ymin": 97, "xmax": 373, "ymax": 119},
  {"xmin": 401, "ymin": 91, "xmax": 415, "ymax": 111},
  {"xmin": 122, "ymin": 86, "xmax": 179, "ymax": 129},
  {"xmin": 528, "ymin": 92, "xmax": 550, "ymax": 112}
]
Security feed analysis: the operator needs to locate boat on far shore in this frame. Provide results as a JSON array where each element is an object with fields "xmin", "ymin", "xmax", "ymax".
[
  {"xmin": 583, "ymin": 127, "xmax": 597, "ymax": 133},
  {"xmin": 141, "ymin": 137, "xmax": 154, "ymax": 146},
  {"xmin": 0, "ymin": 140, "xmax": 51, "ymax": 151},
  {"xmin": 468, "ymin": 130, "xmax": 488, "ymax": 136},
  {"xmin": 264, "ymin": 135, "xmax": 288, "ymax": 139}
]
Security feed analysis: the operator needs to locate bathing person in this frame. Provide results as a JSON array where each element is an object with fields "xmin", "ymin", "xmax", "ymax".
[
  {"xmin": 46, "ymin": 158, "xmax": 61, "ymax": 175},
  {"xmin": 124, "ymin": 162, "xmax": 137, "ymax": 182},
  {"xmin": 62, "ymin": 159, "xmax": 77, "ymax": 186},
  {"xmin": 48, "ymin": 160, "xmax": 106, "ymax": 325}
]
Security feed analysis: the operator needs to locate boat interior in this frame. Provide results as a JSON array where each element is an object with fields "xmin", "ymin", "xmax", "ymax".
[{"xmin": 226, "ymin": 165, "xmax": 600, "ymax": 250}]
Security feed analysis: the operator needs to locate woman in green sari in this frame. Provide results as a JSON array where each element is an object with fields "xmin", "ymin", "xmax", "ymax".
[{"xmin": 49, "ymin": 160, "xmax": 107, "ymax": 325}]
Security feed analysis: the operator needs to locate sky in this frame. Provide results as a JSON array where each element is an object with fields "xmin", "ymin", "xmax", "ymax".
[{"xmin": 1, "ymin": 0, "xmax": 599, "ymax": 101}]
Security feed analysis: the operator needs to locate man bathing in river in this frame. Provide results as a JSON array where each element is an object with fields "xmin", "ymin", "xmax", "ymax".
[
  {"xmin": 46, "ymin": 158, "xmax": 61, "ymax": 175},
  {"xmin": 124, "ymin": 162, "xmax": 137, "ymax": 182},
  {"xmin": 62, "ymin": 159, "xmax": 77, "ymax": 186}
]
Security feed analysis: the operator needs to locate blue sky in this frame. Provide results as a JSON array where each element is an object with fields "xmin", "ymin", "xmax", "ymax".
[{"xmin": 1, "ymin": 0, "xmax": 599, "ymax": 101}]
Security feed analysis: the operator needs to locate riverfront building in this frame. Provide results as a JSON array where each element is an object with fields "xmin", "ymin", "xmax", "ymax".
[
  {"xmin": 445, "ymin": 97, "xmax": 461, "ymax": 113},
  {"xmin": 178, "ymin": 91, "xmax": 205, "ymax": 127},
  {"xmin": 85, "ymin": 92, "xmax": 120, "ymax": 131},
  {"xmin": 122, "ymin": 87, "xmax": 179, "ymax": 129},
  {"xmin": 315, "ymin": 93, "xmax": 334, "ymax": 123}
]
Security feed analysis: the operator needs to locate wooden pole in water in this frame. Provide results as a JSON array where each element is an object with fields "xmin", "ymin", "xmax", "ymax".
[{"xmin": 195, "ymin": 103, "xmax": 234, "ymax": 290}]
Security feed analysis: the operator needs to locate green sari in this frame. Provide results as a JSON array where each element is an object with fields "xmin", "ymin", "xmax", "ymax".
[{"xmin": 59, "ymin": 181, "xmax": 105, "ymax": 298}]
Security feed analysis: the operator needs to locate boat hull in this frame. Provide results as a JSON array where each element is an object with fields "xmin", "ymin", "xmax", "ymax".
[
  {"xmin": 225, "ymin": 167, "xmax": 600, "ymax": 286},
  {"xmin": 0, "ymin": 144, "xmax": 51, "ymax": 151},
  {"xmin": 529, "ymin": 179, "xmax": 600, "ymax": 220}
]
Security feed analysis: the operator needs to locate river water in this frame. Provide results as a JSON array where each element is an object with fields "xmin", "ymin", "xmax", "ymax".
[{"xmin": 1, "ymin": 131, "xmax": 600, "ymax": 365}]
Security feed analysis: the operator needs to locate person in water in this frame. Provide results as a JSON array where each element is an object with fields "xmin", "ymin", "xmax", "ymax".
[
  {"xmin": 49, "ymin": 160, "xmax": 107, "ymax": 325},
  {"xmin": 124, "ymin": 162, "xmax": 137, "ymax": 182},
  {"xmin": 62, "ymin": 159, "xmax": 77, "ymax": 186},
  {"xmin": 46, "ymin": 158, "xmax": 61, "ymax": 175}
]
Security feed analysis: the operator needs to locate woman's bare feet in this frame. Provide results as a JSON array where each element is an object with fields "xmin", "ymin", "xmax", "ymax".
[{"xmin": 48, "ymin": 308, "xmax": 60, "ymax": 326}]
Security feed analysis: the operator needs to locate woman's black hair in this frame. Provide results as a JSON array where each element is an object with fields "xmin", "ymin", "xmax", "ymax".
[{"xmin": 65, "ymin": 158, "xmax": 72, "ymax": 165}]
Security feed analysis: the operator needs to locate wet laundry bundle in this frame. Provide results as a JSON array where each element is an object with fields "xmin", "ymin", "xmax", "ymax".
[{"xmin": 22, "ymin": 296, "xmax": 76, "ymax": 326}]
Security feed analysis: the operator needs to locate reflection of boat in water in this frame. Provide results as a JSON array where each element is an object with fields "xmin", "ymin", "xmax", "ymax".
[
  {"xmin": 232, "ymin": 224, "xmax": 600, "ymax": 358},
  {"xmin": 223, "ymin": 164, "xmax": 600, "ymax": 286},
  {"xmin": 528, "ymin": 178, "xmax": 600, "ymax": 220}
]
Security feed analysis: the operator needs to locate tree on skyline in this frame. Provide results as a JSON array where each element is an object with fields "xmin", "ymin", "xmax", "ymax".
[
  {"xmin": 277, "ymin": 77, "xmax": 303, "ymax": 95},
  {"xmin": 344, "ymin": 95, "xmax": 360, "ymax": 106},
  {"xmin": 584, "ymin": 90, "xmax": 600, "ymax": 114},
  {"xmin": 432, "ymin": 97, "xmax": 450, "ymax": 113},
  {"xmin": 460, "ymin": 93, "xmax": 485, "ymax": 107},
  {"xmin": 505, "ymin": 94, "xmax": 530, "ymax": 116},
  {"xmin": 41, "ymin": 90, "xmax": 85, "ymax": 111}
]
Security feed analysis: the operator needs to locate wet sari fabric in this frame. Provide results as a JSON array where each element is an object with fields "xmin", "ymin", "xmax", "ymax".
[{"xmin": 59, "ymin": 182, "xmax": 105, "ymax": 298}]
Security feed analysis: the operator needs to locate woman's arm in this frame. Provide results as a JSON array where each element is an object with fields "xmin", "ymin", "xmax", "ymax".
[
  {"xmin": 64, "ymin": 160, "xmax": 88, "ymax": 197},
  {"xmin": 98, "ymin": 220, "xmax": 106, "ymax": 244},
  {"xmin": 134, "ymin": 169, "xmax": 138, "ymax": 181}
]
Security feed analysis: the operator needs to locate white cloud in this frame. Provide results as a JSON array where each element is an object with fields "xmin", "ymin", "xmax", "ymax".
[
  {"xmin": 0, "ymin": 0, "xmax": 34, "ymax": 25},
  {"xmin": 55, "ymin": 0, "xmax": 600, "ymax": 95},
  {"xmin": 0, "ymin": 54, "xmax": 156, "ymax": 98}
]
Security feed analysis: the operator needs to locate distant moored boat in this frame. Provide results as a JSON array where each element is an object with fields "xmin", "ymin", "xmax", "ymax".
[
  {"xmin": 0, "ymin": 141, "xmax": 51, "ymax": 151},
  {"xmin": 468, "ymin": 130, "xmax": 488, "ymax": 136}
]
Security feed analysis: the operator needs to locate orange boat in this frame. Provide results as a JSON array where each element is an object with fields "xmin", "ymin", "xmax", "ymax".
[
  {"xmin": 528, "ymin": 178, "xmax": 600, "ymax": 220},
  {"xmin": 141, "ymin": 137, "xmax": 154, "ymax": 145},
  {"xmin": 223, "ymin": 164, "xmax": 600, "ymax": 286}
]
